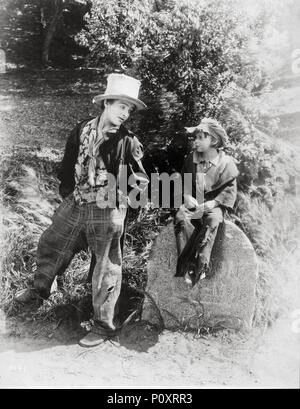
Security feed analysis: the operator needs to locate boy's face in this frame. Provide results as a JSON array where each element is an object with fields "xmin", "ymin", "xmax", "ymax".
[
  {"xmin": 192, "ymin": 130, "xmax": 213, "ymax": 152},
  {"xmin": 104, "ymin": 99, "xmax": 135, "ymax": 127}
]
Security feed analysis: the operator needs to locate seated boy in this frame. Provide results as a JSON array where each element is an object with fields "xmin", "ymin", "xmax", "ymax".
[{"xmin": 174, "ymin": 118, "xmax": 239, "ymax": 285}]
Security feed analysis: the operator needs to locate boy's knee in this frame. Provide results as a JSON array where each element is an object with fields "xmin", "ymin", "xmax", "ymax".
[
  {"xmin": 175, "ymin": 208, "xmax": 184, "ymax": 222},
  {"xmin": 205, "ymin": 215, "xmax": 221, "ymax": 226},
  {"xmin": 204, "ymin": 208, "xmax": 223, "ymax": 226},
  {"xmin": 174, "ymin": 207, "xmax": 190, "ymax": 227}
]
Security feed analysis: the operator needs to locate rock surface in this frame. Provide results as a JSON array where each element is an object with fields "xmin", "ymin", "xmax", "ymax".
[{"xmin": 142, "ymin": 220, "xmax": 258, "ymax": 330}]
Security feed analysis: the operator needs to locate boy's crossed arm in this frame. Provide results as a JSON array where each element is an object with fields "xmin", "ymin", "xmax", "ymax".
[{"xmin": 182, "ymin": 193, "xmax": 217, "ymax": 220}]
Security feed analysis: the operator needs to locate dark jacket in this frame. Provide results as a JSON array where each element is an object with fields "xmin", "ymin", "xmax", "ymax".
[
  {"xmin": 57, "ymin": 117, "xmax": 148, "ymax": 199},
  {"xmin": 181, "ymin": 151, "xmax": 239, "ymax": 210}
]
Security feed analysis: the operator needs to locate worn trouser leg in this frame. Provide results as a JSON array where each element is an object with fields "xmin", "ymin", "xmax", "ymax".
[
  {"xmin": 174, "ymin": 206, "xmax": 195, "ymax": 255},
  {"xmin": 194, "ymin": 207, "xmax": 223, "ymax": 279},
  {"xmin": 174, "ymin": 207, "xmax": 200, "ymax": 278},
  {"xmin": 174, "ymin": 206, "xmax": 223, "ymax": 281},
  {"xmin": 86, "ymin": 209, "xmax": 128, "ymax": 284},
  {"xmin": 85, "ymin": 206, "xmax": 126, "ymax": 331},
  {"xmin": 34, "ymin": 196, "xmax": 82, "ymax": 298}
]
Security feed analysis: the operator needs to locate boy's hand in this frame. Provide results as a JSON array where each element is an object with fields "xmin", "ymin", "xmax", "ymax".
[
  {"xmin": 190, "ymin": 203, "xmax": 205, "ymax": 220},
  {"xmin": 180, "ymin": 203, "xmax": 205, "ymax": 220},
  {"xmin": 183, "ymin": 194, "xmax": 199, "ymax": 210},
  {"xmin": 181, "ymin": 200, "xmax": 217, "ymax": 220}
]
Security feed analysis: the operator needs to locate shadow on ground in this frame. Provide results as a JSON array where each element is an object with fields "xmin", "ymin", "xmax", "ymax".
[{"xmin": 0, "ymin": 299, "xmax": 160, "ymax": 355}]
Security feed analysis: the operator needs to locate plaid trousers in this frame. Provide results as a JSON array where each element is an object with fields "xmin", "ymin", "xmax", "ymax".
[{"xmin": 34, "ymin": 195, "xmax": 127, "ymax": 330}]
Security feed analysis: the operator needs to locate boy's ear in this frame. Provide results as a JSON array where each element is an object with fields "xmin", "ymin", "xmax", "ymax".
[{"xmin": 210, "ymin": 136, "xmax": 220, "ymax": 148}]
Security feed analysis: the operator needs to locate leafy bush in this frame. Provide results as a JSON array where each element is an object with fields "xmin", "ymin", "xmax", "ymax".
[
  {"xmin": 78, "ymin": 0, "xmax": 264, "ymax": 142},
  {"xmin": 77, "ymin": 0, "xmax": 298, "ymax": 195}
]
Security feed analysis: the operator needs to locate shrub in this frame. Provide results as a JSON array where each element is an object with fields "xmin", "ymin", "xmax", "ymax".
[{"xmin": 77, "ymin": 0, "xmax": 265, "ymax": 143}]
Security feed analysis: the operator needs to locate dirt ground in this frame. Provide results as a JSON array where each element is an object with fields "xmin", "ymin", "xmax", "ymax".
[
  {"xmin": 0, "ymin": 310, "xmax": 299, "ymax": 388},
  {"xmin": 0, "ymin": 71, "xmax": 300, "ymax": 389}
]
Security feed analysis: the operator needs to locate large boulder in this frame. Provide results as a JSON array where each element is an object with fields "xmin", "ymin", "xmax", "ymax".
[{"xmin": 142, "ymin": 220, "xmax": 258, "ymax": 331}]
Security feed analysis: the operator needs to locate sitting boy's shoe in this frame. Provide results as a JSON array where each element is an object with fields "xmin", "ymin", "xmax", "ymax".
[
  {"xmin": 184, "ymin": 270, "xmax": 195, "ymax": 285},
  {"xmin": 14, "ymin": 288, "xmax": 43, "ymax": 305}
]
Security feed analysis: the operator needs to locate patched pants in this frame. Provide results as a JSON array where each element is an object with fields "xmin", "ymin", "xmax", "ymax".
[
  {"xmin": 34, "ymin": 195, "xmax": 127, "ymax": 330},
  {"xmin": 174, "ymin": 206, "xmax": 223, "ymax": 280}
]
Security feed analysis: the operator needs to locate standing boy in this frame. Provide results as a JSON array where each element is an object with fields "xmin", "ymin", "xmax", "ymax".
[
  {"xmin": 15, "ymin": 73, "xmax": 149, "ymax": 347},
  {"xmin": 174, "ymin": 118, "xmax": 239, "ymax": 285}
]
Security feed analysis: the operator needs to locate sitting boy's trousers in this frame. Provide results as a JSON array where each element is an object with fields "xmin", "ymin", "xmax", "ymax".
[
  {"xmin": 34, "ymin": 195, "xmax": 127, "ymax": 331},
  {"xmin": 174, "ymin": 206, "xmax": 223, "ymax": 280}
]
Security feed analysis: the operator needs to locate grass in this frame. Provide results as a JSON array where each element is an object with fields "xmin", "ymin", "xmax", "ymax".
[
  {"xmin": 0, "ymin": 146, "xmax": 170, "ymax": 328},
  {"xmin": 236, "ymin": 192, "xmax": 300, "ymax": 327},
  {"xmin": 1, "ymin": 145, "xmax": 299, "ymax": 332}
]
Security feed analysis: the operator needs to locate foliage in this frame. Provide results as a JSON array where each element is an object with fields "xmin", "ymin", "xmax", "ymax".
[
  {"xmin": 0, "ymin": 0, "xmax": 90, "ymax": 67},
  {"xmin": 78, "ymin": 0, "xmax": 265, "ymax": 142},
  {"xmin": 235, "ymin": 192, "xmax": 300, "ymax": 327},
  {"xmin": 77, "ymin": 0, "xmax": 300, "ymax": 203}
]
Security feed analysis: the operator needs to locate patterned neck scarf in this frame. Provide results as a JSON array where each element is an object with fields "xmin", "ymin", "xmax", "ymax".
[{"xmin": 85, "ymin": 115, "xmax": 119, "ymax": 187}]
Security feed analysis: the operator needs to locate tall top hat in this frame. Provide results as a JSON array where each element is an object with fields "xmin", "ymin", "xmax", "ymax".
[{"xmin": 92, "ymin": 73, "xmax": 147, "ymax": 111}]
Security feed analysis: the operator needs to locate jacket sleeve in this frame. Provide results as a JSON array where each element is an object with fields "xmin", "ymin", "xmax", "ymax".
[
  {"xmin": 213, "ymin": 178, "xmax": 237, "ymax": 210},
  {"xmin": 57, "ymin": 124, "xmax": 80, "ymax": 198},
  {"xmin": 206, "ymin": 155, "xmax": 239, "ymax": 210}
]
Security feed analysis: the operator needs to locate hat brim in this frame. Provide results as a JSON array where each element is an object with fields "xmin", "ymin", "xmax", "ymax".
[
  {"xmin": 93, "ymin": 94, "xmax": 147, "ymax": 111},
  {"xmin": 185, "ymin": 124, "xmax": 210, "ymax": 133},
  {"xmin": 185, "ymin": 126, "xmax": 198, "ymax": 133}
]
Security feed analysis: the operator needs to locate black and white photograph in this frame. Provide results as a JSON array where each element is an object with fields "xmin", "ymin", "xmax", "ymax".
[{"xmin": 0, "ymin": 0, "xmax": 299, "ymax": 391}]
